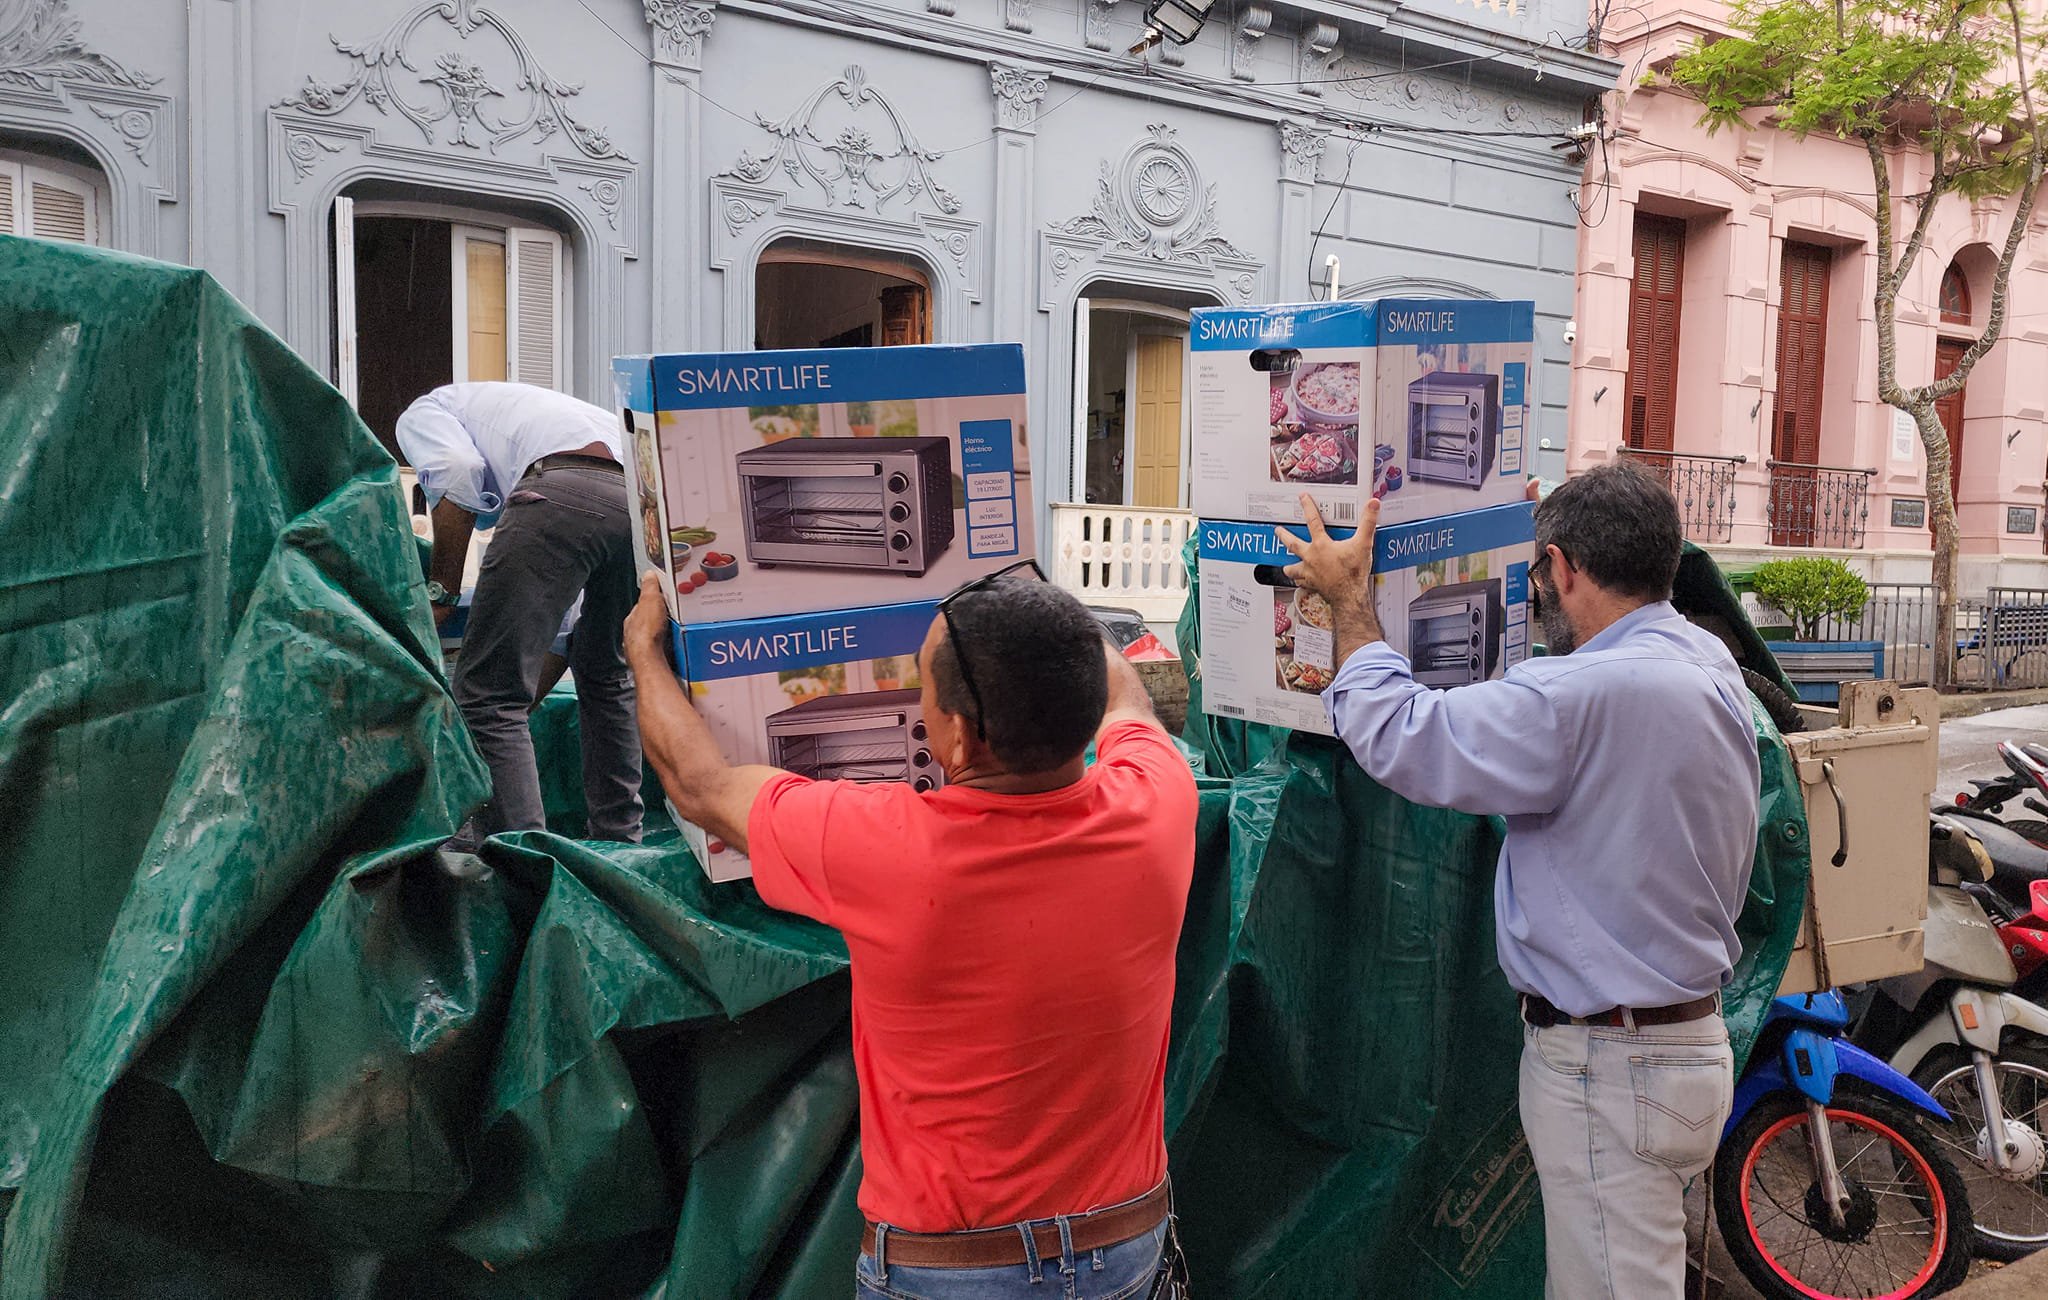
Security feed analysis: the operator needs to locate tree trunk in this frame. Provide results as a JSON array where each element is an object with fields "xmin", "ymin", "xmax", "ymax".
[{"xmin": 1914, "ymin": 401, "xmax": 1960, "ymax": 689}]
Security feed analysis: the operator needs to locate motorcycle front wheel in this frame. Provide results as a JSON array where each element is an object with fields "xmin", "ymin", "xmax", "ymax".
[
  {"xmin": 1914, "ymin": 1042, "xmax": 2048, "ymax": 1260},
  {"xmin": 1713, "ymin": 1091, "xmax": 1972, "ymax": 1300}
]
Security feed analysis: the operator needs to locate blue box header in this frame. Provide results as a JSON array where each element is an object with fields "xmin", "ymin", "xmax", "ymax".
[
  {"xmin": 615, "ymin": 343, "xmax": 1026, "ymax": 412},
  {"xmin": 1190, "ymin": 302, "xmax": 1375, "ymax": 353},
  {"xmin": 676, "ymin": 599, "xmax": 940, "ymax": 684},
  {"xmin": 1198, "ymin": 500, "xmax": 1535, "ymax": 573},
  {"xmin": 1374, "ymin": 299, "xmax": 1534, "ymax": 346},
  {"xmin": 1190, "ymin": 299, "xmax": 1535, "ymax": 352}
]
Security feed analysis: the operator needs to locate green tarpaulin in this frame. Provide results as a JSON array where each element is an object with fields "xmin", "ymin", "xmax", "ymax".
[{"xmin": 0, "ymin": 238, "xmax": 1808, "ymax": 1297}]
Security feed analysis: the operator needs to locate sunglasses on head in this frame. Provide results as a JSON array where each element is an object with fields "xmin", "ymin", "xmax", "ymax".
[{"xmin": 937, "ymin": 560, "xmax": 1047, "ymax": 741}]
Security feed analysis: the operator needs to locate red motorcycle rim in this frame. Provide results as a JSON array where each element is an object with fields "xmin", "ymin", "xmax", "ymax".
[{"xmin": 1738, "ymin": 1106, "xmax": 1948, "ymax": 1300}]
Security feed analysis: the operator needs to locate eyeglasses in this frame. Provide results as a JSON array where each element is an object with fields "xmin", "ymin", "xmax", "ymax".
[
  {"xmin": 1528, "ymin": 544, "xmax": 1566, "ymax": 618},
  {"xmin": 937, "ymin": 559, "xmax": 1046, "ymax": 741}
]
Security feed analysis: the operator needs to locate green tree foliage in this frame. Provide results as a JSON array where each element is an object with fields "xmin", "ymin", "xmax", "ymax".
[
  {"xmin": 1753, "ymin": 557, "xmax": 1872, "ymax": 641},
  {"xmin": 1673, "ymin": 0, "xmax": 2046, "ymax": 686}
]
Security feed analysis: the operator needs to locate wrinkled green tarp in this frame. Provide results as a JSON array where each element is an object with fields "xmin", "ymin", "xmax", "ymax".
[{"xmin": 0, "ymin": 239, "xmax": 1808, "ymax": 1298}]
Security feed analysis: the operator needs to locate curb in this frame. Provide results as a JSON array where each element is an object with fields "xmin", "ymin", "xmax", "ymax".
[{"xmin": 1947, "ymin": 1248, "xmax": 2048, "ymax": 1297}]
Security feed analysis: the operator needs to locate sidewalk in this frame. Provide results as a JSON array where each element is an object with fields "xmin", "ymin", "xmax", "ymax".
[
  {"xmin": 1949, "ymin": 1248, "xmax": 2048, "ymax": 1297},
  {"xmin": 1795, "ymin": 685, "xmax": 2048, "ymax": 730}
]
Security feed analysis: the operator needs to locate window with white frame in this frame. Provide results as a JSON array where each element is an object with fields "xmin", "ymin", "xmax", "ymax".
[{"xmin": 0, "ymin": 148, "xmax": 108, "ymax": 246}]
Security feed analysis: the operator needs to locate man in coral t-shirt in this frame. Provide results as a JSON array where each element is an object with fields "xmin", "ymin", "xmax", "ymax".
[{"xmin": 625, "ymin": 565, "xmax": 1198, "ymax": 1299}]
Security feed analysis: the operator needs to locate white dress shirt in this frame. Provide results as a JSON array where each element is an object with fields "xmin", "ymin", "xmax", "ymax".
[{"xmin": 394, "ymin": 383, "xmax": 621, "ymax": 525}]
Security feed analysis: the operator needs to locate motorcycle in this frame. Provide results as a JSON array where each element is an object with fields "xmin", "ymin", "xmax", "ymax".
[
  {"xmin": 1715, "ymin": 989, "xmax": 1973, "ymax": 1298},
  {"xmin": 1850, "ymin": 809, "xmax": 2048, "ymax": 1260},
  {"xmin": 1953, "ymin": 739, "xmax": 2048, "ymax": 847}
]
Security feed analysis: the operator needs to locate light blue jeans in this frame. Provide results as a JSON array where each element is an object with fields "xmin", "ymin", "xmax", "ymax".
[
  {"xmin": 1520, "ymin": 1012, "xmax": 1733, "ymax": 1300},
  {"xmin": 855, "ymin": 1215, "xmax": 1168, "ymax": 1300}
]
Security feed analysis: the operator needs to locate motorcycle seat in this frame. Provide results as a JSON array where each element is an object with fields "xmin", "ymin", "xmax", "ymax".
[
  {"xmin": 2024, "ymin": 741, "xmax": 2048, "ymax": 769},
  {"xmin": 1970, "ymin": 817, "xmax": 2048, "ymax": 906}
]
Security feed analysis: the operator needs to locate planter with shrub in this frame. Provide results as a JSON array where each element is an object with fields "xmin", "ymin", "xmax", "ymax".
[{"xmin": 1752, "ymin": 558, "xmax": 1879, "ymax": 703}]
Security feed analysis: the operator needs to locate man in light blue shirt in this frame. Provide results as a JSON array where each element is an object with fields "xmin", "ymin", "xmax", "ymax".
[
  {"xmin": 1279, "ymin": 464, "xmax": 1760, "ymax": 1300},
  {"xmin": 397, "ymin": 382, "xmax": 642, "ymax": 844}
]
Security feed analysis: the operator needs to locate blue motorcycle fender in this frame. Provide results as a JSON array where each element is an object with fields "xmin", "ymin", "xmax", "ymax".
[{"xmin": 1724, "ymin": 1031, "xmax": 1950, "ymax": 1138}]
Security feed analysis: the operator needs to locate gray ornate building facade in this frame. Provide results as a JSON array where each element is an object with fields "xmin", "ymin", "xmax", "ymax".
[{"xmin": 0, "ymin": 0, "xmax": 1612, "ymax": 538}]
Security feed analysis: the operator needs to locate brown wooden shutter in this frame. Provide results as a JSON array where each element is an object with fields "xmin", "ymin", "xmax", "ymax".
[
  {"xmin": 1772, "ymin": 241, "xmax": 1831, "ymax": 466},
  {"xmin": 1624, "ymin": 214, "xmax": 1685, "ymax": 451}
]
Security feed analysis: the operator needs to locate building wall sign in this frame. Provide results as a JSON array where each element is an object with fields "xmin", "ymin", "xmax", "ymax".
[
  {"xmin": 1891, "ymin": 497, "xmax": 1928, "ymax": 529},
  {"xmin": 2008, "ymin": 506, "xmax": 2039, "ymax": 536}
]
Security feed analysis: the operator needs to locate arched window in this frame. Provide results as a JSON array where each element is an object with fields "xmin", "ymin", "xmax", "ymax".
[
  {"xmin": 1940, "ymin": 261, "xmax": 1972, "ymax": 325},
  {"xmin": 0, "ymin": 145, "xmax": 109, "ymax": 246},
  {"xmin": 755, "ymin": 241, "xmax": 932, "ymax": 349}
]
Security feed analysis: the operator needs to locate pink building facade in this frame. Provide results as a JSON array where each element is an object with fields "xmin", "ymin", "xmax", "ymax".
[{"xmin": 1571, "ymin": 2, "xmax": 2048, "ymax": 586}]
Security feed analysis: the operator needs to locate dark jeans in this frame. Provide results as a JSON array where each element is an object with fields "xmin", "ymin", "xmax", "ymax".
[{"xmin": 451, "ymin": 462, "xmax": 642, "ymax": 842}]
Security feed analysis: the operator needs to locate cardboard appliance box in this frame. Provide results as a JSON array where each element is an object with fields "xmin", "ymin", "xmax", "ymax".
[
  {"xmin": 1188, "ymin": 299, "xmax": 1534, "ymax": 528},
  {"xmin": 665, "ymin": 599, "xmax": 942, "ymax": 882},
  {"xmin": 611, "ymin": 344, "xmax": 1032, "ymax": 624},
  {"xmin": 1194, "ymin": 501, "xmax": 1535, "ymax": 734}
]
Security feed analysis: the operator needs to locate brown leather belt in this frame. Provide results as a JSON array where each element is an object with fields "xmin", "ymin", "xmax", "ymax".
[
  {"xmin": 860, "ymin": 1180, "xmax": 1169, "ymax": 1269},
  {"xmin": 1521, "ymin": 992, "xmax": 1721, "ymax": 1030},
  {"xmin": 529, "ymin": 452, "xmax": 620, "ymax": 475}
]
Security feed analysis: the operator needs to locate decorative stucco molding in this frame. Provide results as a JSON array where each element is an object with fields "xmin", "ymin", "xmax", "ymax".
[
  {"xmin": 1278, "ymin": 119, "xmax": 1328, "ymax": 185},
  {"xmin": 643, "ymin": 0, "xmax": 716, "ymax": 71},
  {"xmin": 1298, "ymin": 21, "xmax": 1339, "ymax": 96},
  {"xmin": 990, "ymin": 63, "xmax": 1048, "ymax": 132},
  {"xmin": 710, "ymin": 62, "xmax": 984, "ymax": 340},
  {"xmin": 277, "ymin": 0, "xmax": 630, "ymax": 163},
  {"xmin": 723, "ymin": 64, "xmax": 959, "ymax": 216},
  {"xmin": 0, "ymin": 0, "xmax": 178, "ymax": 246},
  {"xmin": 1004, "ymin": 0, "xmax": 1031, "ymax": 34},
  {"xmin": 1230, "ymin": 5, "xmax": 1272, "ymax": 82},
  {"xmin": 0, "ymin": 0, "xmax": 158, "ymax": 91},
  {"xmin": 1622, "ymin": 147, "xmax": 1756, "ymax": 196},
  {"xmin": 1331, "ymin": 55, "xmax": 1577, "ymax": 136},
  {"xmin": 1039, "ymin": 123, "xmax": 1263, "ymax": 308},
  {"xmin": 1083, "ymin": 0, "xmax": 1120, "ymax": 51},
  {"xmin": 1049, "ymin": 123, "xmax": 1251, "ymax": 265}
]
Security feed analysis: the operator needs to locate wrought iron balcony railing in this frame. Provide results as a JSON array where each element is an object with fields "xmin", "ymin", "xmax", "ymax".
[
  {"xmin": 1766, "ymin": 460, "xmax": 1876, "ymax": 550},
  {"xmin": 1615, "ymin": 447, "xmax": 1745, "ymax": 544}
]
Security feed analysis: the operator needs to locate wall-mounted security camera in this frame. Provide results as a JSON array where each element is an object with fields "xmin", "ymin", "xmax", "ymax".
[{"xmin": 1562, "ymin": 318, "xmax": 1579, "ymax": 347}]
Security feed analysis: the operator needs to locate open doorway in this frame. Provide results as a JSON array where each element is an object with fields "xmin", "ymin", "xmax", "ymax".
[
  {"xmin": 755, "ymin": 241, "xmax": 932, "ymax": 349},
  {"xmin": 333, "ymin": 193, "xmax": 569, "ymax": 463},
  {"xmin": 1073, "ymin": 295, "xmax": 1196, "ymax": 508}
]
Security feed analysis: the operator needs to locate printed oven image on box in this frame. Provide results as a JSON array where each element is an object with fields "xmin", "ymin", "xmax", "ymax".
[
  {"xmin": 669, "ymin": 599, "xmax": 944, "ymax": 882},
  {"xmin": 613, "ymin": 343, "xmax": 1031, "ymax": 624},
  {"xmin": 1188, "ymin": 299, "xmax": 1535, "ymax": 529},
  {"xmin": 1408, "ymin": 372, "xmax": 1498, "ymax": 489},
  {"xmin": 1195, "ymin": 500, "xmax": 1534, "ymax": 735},
  {"xmin": 1406, "ymin": 579, "xmax": 1503, "ymax": 687},
  {"xmin": 766, "ymin": 688, "xmax": 944, "ymax": 792},
  {"xmin": 734, "ymin": 436, "xmax": 955, "ymax": 574}
]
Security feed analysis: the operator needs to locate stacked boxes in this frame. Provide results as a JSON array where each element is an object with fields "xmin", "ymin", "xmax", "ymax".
[
  {"xmin": 611, "ymin": 344, "xmax": 1032, "ymax": 880},
  {"xmin": 1187, "ymin": 299, "xmax": 1538, "ymax": 732},
  {"xmin": 1188, "ymin": 299, "xmax": 1534, "ymax": 527}
]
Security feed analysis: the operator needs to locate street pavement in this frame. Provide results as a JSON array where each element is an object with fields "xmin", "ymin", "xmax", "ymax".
[{"xmin": 1937, "ymin": 703, "xmax": 2048, "ymax": 805}]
